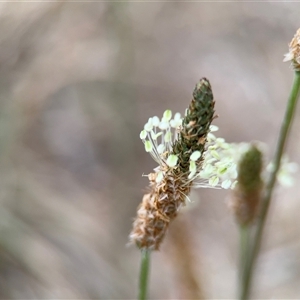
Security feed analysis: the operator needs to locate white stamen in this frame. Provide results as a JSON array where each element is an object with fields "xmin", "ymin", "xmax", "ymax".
[
  {"xmin": 190, "ymin": 151, "xmax": 201, "ymax": 161},
  {"xmin": 140, "ymin": 130, "xmax": 147, "ymax": 140},
  {"xmin": 166, "ymin": 154, "xmax": 178, "ymax": 167},
  {"xmin": 145, "ymin": 140, "xmax": 153, "ymax": 152}
]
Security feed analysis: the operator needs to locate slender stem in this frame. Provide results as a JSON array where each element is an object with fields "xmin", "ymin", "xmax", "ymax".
[
  {"xmin": 139, "ymin": 249, "xmax": 151, "ymax": 300},
  {"xmin": 239, "ymin": 224, "xmax": 250, "ymax": 296},
  {"xmin": 240, "ymin": 71, "xmax": 300, "ymax": 300}
]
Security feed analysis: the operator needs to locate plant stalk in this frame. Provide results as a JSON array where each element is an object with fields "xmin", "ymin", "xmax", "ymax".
[
  {"xmin": 239, "ymin": 224, "xmax": 250, "ymax": 296},
  {"xmin": 139, "ymin": 249, "xmax": 150, "ymax": 300},
  {"xmin": 240, "ymin": 71, "xmax": 300, "ymax": 299}
]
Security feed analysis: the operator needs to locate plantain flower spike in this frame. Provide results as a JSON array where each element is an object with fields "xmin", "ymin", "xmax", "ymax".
[
  {"xmin": 283, "ymin": 28, "xmax": 300, "ymax": 71},
  {"xmin": 230, "ymin": 145, "xmax": 263, "ymax": 226},
  {"xmin": 130, "ymin": 78, "xmax": 215, "ymax": 250}
]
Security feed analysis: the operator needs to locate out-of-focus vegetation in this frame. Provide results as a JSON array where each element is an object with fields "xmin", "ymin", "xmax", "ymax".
[{"xmin": 0, "ymin": 2, "xmax": 300, "ymax": 299}]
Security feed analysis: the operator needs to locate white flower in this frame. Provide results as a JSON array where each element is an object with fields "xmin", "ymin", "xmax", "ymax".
[
  {"xmin": 190, "ymin": 151, "xmax": 201, "ymax": 161},
  {"xmin": 166, "ymin": 154, "xmax": 178, "ymax": 167},
  {"xmin": 189, "ymin": 160, "xmax": 196, "ymax": 172},
  {"xmin": 170, "ymin": 113, "xmax": 182, "ymax": 128},
  {"xmin": 140, "ymin": 130, "xmax": 147, "ymax": 140},
  {"xmin": 193, "ymin": 134, "xmax": 240, "ymax": 189},
  {"xmin": 209, "ymin": 176, "xmax": 219, "ymax": 187},
  {"xmin": 159, "ymin": 121, "xmax": 169, "ymax": 130},
  {"xmin": 150, "ymin": 130, "xmax": 161, "ymax": 140},
  {"xmin": 140, "ymin": 109, "xmax": 183, "ymax": 166},
  {"xmin": 209, "ymin": 125, "xmax": 219, "ymax": 132},
  {"xmin": 157, "ymin": 144, "xmax": 165, "ymax": 154},
  {"xmin": 156, "ymin": 171, "xmax": 164, "ymax": 183},
  {"xmin": 152, "ymin": 116, "xmax": 160, "ymax": 127},
  {"xmin": 144, "ymin": 118, "xmax": 153, "ymax": 132},
  {"xmin": 140, "ymin": 109, "xmax": 297, "ymax": 191},
  {"xmin": 163, "ymin": 110, "xmax": 172, "ymax": 121},
  {"xmin": 164, "ymin": 131, "xmax": 172, "ymax": 143},
  {"xmin": 145, "ymin": 140, "xmax": 153, "ymax": 152},
  {"xmin": 221, "ymin": 179, "xmax": 232, "ymax": 189}
]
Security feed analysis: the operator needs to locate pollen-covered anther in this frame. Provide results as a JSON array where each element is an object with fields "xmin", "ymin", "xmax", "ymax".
[{"xmin": 166, "ymin": 154, "xmax": 179, "ymax": 167}]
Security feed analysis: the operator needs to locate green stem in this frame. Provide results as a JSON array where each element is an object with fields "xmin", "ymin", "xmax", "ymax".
[
  {"xmin": 240, "ymin": 71, "xmax": 300, "ymax": 300},
  {"xmin": 239, "ymin": 224, "xmax": 250, "ymax": 296},
  {"xmin": 139, "ymin": 249, "xmax": 151, "ymax": 300}
]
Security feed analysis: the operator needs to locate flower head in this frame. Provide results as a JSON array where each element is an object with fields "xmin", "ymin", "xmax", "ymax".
[
  {"xmin": 229, "ymin": 145, "xmax": 263, "ymax": 225},
  {"xmin": 139, "ymin": 110, "xmax": 183, "ymax": 168},
  {"xmin": 140, "ymin": 111, "xmax": 240, "ymax": 190},
  {"xmin": 284, "ymin": 28, "xmax": 300, "ymax": 71},
  {"xmin": 131, "ymin": 78, "xmax": 299, "ymax": 250},
  {"xmin": 131, "ymin": 78, "xmax": 216, "ymax": 250}
]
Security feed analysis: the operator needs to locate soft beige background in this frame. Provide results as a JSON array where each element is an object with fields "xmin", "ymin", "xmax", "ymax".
[{"xmin": 0, "ymin": 2, "xmax": 299, "ymax": 299}]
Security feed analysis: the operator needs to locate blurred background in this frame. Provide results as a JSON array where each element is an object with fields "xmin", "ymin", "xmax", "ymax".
[{"xmin": 0, "ymin": 1, "xmax": 300, "ymax": 299}]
